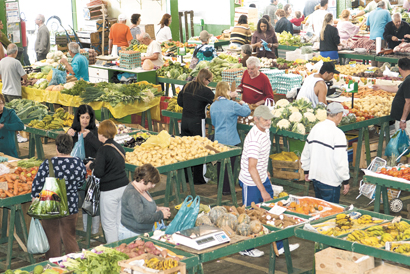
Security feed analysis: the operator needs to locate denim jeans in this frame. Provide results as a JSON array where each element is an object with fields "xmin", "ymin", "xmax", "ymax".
[
  {"xmin": 118, "ymin": 223, "xmax": 140, "ymax": 241},
  {"xmin": 312, "ymin": 180, "xmax": 341, "ymax": 204}
]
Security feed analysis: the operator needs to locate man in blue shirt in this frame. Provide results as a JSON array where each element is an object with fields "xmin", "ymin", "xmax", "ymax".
[
  {"xmin": 366, "ymin": 1, "xmax": 391, "ymax": 41},
  {"xmin": 60, "ymin": 42, "xmax": 89, "ymax": 81}
]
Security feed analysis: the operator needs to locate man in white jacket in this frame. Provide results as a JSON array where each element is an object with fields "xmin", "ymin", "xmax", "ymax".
[{"xmin": 301, "ymin": 102, "xmax": 350, "ymax": 203}]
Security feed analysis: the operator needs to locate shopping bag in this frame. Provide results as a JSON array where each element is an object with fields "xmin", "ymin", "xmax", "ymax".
[
  {"xmin": 27, "ymin": 159, "xmax": 69, "ymax": 219},
  {"xmin": 71, "ymin": 133, "xmax": 85, "ymax": 160},
  {"xmin": 27, "ymin": 218, "xmax": 50, "ymax": 254},
  {"xmin": 82, "ymin": 173, "xmax": 101, "ymax": 217},
  {"xmin": 152, "ymin": 220, "xmax": 166, "ymax": 231},
  {"xmin": 48, "ymin": 67, "xmax": 67, "ymax": 86},
  {"xmin": 385, "ymin": 129, "xmax": 410, "ymax": 159},
  {"xmin": 165, "ymin": 195, "xmax": 200, "ymax": 235},
  {"xmin": 265, "ymin": 98, "xmax": 275, "ymax": 111}
]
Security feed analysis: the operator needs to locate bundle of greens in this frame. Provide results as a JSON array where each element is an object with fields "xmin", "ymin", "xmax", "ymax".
[
  {"xmin": 61, "ymin": 80, "xmax": 95, "ymax": 96},
  {"xmin": 17, "ymin": 157, "xmax": 43, "ymax": 168},
  {"xmin": 6, "ymin": 99, "xmax": 48, "ymax": 120}
]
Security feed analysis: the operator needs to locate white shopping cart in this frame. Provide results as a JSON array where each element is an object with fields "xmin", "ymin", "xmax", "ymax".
[{"xmin": 356, "ymin": 157, "xmax": 403, "ymax": 212}]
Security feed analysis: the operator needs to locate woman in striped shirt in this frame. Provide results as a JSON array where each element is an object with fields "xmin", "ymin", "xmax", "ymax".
[{"xmin": 230, "ymin": 15, "xmax": 252, "ymax": 46}]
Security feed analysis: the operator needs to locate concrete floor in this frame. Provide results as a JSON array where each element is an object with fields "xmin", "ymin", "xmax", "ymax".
[{"xmin": 4, "ymin": 138, "xmax": 410, "ymax": 273}]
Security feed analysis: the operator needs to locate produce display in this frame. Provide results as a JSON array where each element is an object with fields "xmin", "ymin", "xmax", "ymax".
[
  {"xmin": 377, "ymin": 165, "xmax": 410, "ymax": 181},
  {"xmin": 144, "ymin": 257, "xmax": 180, "ymax": 271},
  {"xmin": 340, "ymin": 86, "xmax": 394, "ymax": 99},
  {"xmin": 166, "ymin": 96, "xmax": 183, "ymax": 113},
  {"xmin": 343, "ymin": 95, "xmax": 393, "ymax": 119},
  {"xmin": 3, "ymin": 265, "xmax": 68, "ymax": 274},
  {"xmin": 310, "ymin": 55, "xmax": 334, "ymax": 62},
  {"xmin": 335, "ymin": 64, "xmax": 369, "ymax": 76},
  {"xmin": 114, "ymin": 239, "xmax": 183, "ymax": 260},
  {"xmin": 123, "ymin": 132, "xmax": 151, "ymax": 148},
  {"xmin": 27, "ymin": 108, "xmax": 74, "ymax": 130},
  {"xmin": 126, "ymin": 131, "xmax": 230, "ymax": 167},
  {"xmin": 17, "ymin": 158, "xmax": 43, "ymax": 168},
  {"xmin": 61, "ymin": 79, "xmax": 95, "ymax": 96},
  {"xmin": 126, "ymin": 39, "xmax": 147, "ymax": 52},
  {"xmin": 0, "ymin": 166, "xmax": 39, "ymax": 198},
  {"xmin": 5, "ymin": 99, "xmax": 48, "ymax": 120},
  {"xmin": 189, "ymin": 56, "xmax": 243, "ymax": 82},
  {"xmin": 156, "ymin": 60, "xmax": 192, "ymax": 80},
  {"xmin": 277, "ymin": 31, "xmax": 310, "ymax": 47},
  {"xmin": 44, "ymin": 51, "xmax": 67, "ymax": 67}
]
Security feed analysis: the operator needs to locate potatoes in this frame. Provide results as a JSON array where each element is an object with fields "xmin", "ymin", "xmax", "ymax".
[{"xmin": 335, "ymin": 64, "xmax": 368, "ymax": 76}]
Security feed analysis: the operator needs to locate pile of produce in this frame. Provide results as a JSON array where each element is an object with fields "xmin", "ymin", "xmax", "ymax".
[
  {"xmin": 156, "ymin": 60, "xmax": 191, "ymax": 80},
  {"xmin": 28, "ymin": 108, "xmax": 74, "ymax": 130},
  {"xmin": 126, "ymin": 39, "xmax": 148, "ymax": 52},
  {"xmin": 259, "ymin": 57, "xmax": 276, "ymax": 68},
  {"xmin": 0, "ymin": 166, "xmax": 39, "ymax": 198},
  {"xmin": 353, "ymin": 68, "xmax": 384, "ymax": 78},
  {"xmin": 311, "ymin": 55, "xmax": 333, "ymax": 62},
  {"xmin": 277, "ymin": 31, "xmax": 310, "ymax": 47},
  {"xmin": 340, "ymin": 86, "xmax": 394, "ymax": 99},
  {"xmin": 166, "ymin": 97, "xmax": 183, "ymax": 113},
  {"xmin": 189, "ymin": 57, "xmax": 243, "ymax": 82},
  {"xmin": 124, "ymin": 131, "xmax": 151, "ymax": 148},
  {"xmin": 44, "ymin": 51, "xmax": 67, "ymax": 67},
  {"xmin": 61, "ymin": 245, "xmax": 128, "ymax": 273},
  {"xmin": 342, "ymin": 93, "xmax": 393, "ymax": 120},
  {"xmin": 144, "ymin": 257, "xmax": 180, "ymax": 271},
  {"xmin": 126, "ymin": 132, "xmax": 230, "ymax": 167},
  {"xmin": 6, "ymin": 99, "xmax": 48, "ymax": 120},
  {"xmin": 3, "ymin": 265, "xmax": 66, "ymax": 274},
  {"xmin": 17, "ymin": 157, "xmax": 43, "ymax": 168},
  {"xmin": 114, "ymin": 239, "xmax": 182, "ymax": 260},
  {"xmin": 378, "ymin": 165, "xmax": 410, "ymax": 181},
  {"xmin": 61, "ymin": 79, "xmax": 96, "ymax": 96},
  {"xmin": 218, "ymin": 52, "xmax": 239, "ymax": 63},
  {"xmin": 335, "ymin": 64, "xmax": 369, "ymax": 76}
]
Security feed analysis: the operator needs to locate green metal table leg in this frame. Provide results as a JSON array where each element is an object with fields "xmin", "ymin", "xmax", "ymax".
[
  {"xmin": 275, "ymin": 135, "xmax": 281, "ymax": 153},
  {"xmin": 6, "ymin": 206, "xmax": 16, "ymax": 269},
  {"xmin": 14, "ymin": 133, "xmax": 20, "ymax": 158},
  {"xmin": 171, "ymin": 84, "xmax": 177, "ymax": 97},
  {"xmin": 197, "ymin": 264, "xmax": 204, "ymax": 274},
  {"xmin": 226, "ymin": 158, "xmax": 238, "ymax": 207},
  {"xmin": 269, "ymin": 243, "xmax": 276, "ymax": 274},
  {"xmin": 283, "ymin": 137, "xmax": 289, "ymax": 151},
  {"xmin": 177, "ymin": 169, "xmax": 188, "ymax": 194},
  {"xmin": 233, "ymin": 156, "xmax": 240, "ymax": 186},
  {"xmin": 377, "ymin": 122, "xmax": 387, "ymax": 157},
  {"xmin": 364, "ymin": 127, "xmax": 371, "ymax": 167},
  {"xmin": 100, "ymin": 107, "xmax": 110, "ymax": 121},
  {"xmin": 168, "ymin": 118, "xmax": 175, "ymax": 135},
  {"xmin": 85, "ymin": 214, "xmax": 92, "ymax": 249},
  {"xmin": 164, "ymin": 171, "xmax": 173, "ymax": 207},
  {"xmin": 1, "ymin": 208, "xmax": 8, "ymax": 239},
  {"xmin": 216, "ymin": 159, "xmax": 226, "ymax": 206},
  {"xmin": 146, "ymin": 110, "xmax": 153, "ymax": 131},
  {"xmin": 28, "ymin": 133, "xmax": 36, "ymax": 158},
  {"xmin": 353, "ymin": 128, "xmax": 364, "ymax": 186},
  {"xmin": 283, "ymin": 238, "xmax": 294, "ymax": 274},
  {"xmin": 47, "ymin": 103, "xmax": 55, "ymax": 112},
  {"xmin": 17, "ymin": 205, "xmax": 34, "ymax": 264},
  {"xmin": 173, "ymin": 171, "xmax": 182, "ymax": 204},
  {"xmin": 34, "ymin": 134, "xmax": 45, "ymax": 160},
  {"xmin": 374, "ymin": 185, "xmax": 382, "ymax": 213},
  {"xmin": 187, "ymin": 168, "xmax": 196, "ymax": 197},
  {"xmin": 141, "ymin": 112, "xmax": 146, "ymax": 128},
  {"xmin": 381, "ymin": 186, "xmax": 390, "ymax": 215},
  {"xmin": 165, "ymin": 83, "xmax": 170, "ymax": 97}
]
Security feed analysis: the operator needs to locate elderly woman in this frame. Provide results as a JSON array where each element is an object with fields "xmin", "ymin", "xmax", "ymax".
[
  {"xmin": 337, "ymin": 10, "xmax": 366, "ymax": 41},
  {"xmin": 109, "ymin": 14, "xmax": 133, "ymax": 54},
  {"xmin": 156, "ymin": 14, "xmax": 172, "ymax": 43},
  {"xmin": 251, "ymin": 18, "xmax": 278, "ymax": 59},
  {"xmin": 320, "ymin": 13, "xmax": 341, "ymax": 60},
  {"xmin": 195, "ymin": 30, "xmax": 217, "ymax": 62},
  {"xmin": 240, "ymin": 44, "xmax": 252, "ymax": 67},
  {"xmin": 237, "ymin": 57, "xmax": 274, "ymax": 105},
  {"xmin": 87, "ymin": 120, "xmax": 128, "ymax": 244},
  {"xmin": 0, "ymin": 94, "xmax": 24, "ymax": 158},
  {"xmin": 32, "ymin": 134, "xmax": 86, "ymax": 259},
  {"xmin": 119, "ymin": 164, "xmax": 171, "ymax": 240},
  {"xmin": 60, "ymin": 42, "xmax": 89, "ymax": 81},
  {"xmin": 230, "ymin": 15, "xmax": 252, "ymax": 46},
  {"xmin": 275, "ymin": 9, "xmax": 293, "ymax": 34},
  {"xmin": 130, "ymin": 13, "xmax": 145, "ymax": 40},
  {"xmin": 141, "ymin": 33, "xmax": 164, "ymax": 67}
]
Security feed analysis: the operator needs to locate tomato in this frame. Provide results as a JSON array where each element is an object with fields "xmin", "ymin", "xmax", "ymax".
[
  {"xmin": 392, "ymin": 167, "xmax": 397, "ymax": 171},
  {"xmin": 404, "ymin": 169, "xmax": 409, "ymax": 174},
  {"xmin": 380, "ymin": 168, "xmax": 387, "ymax": 174}
]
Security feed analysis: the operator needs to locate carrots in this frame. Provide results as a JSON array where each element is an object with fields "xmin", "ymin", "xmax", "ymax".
[
  {"xmin": 0, "ymin": 168, "xmax": 38, "ymax": 199},
  {"xmin": 14, "ymin": 180, "xmax": 18, "ymax": 196},
  {"xmin": 4, "ymin": 190, "xmax": 14, "ymax": 197}
]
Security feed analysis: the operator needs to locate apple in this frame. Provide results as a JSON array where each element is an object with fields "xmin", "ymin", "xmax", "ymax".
[
  {"xmin": 26, "ymin": 173, "xmax": 32, "ymax": 178},
  {"xmin": 20, "ymin": 172, "xmax": 26, "ymax": 177},
  {"xmin": 31, "ymin": 170, "xmax": 36, "ymax": 175}
]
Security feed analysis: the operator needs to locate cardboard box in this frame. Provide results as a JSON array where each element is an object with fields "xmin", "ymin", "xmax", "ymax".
[
  {"xmin": 365, "ymin": 263, "xmax": 410, "ymax": 274},
  {"xmin": 315, "ymin": 247, "xmax": 374, "ymax": 274},
  {"xmin": 145, "ymin": 24, "xmax": 156, "ymax": 40}
]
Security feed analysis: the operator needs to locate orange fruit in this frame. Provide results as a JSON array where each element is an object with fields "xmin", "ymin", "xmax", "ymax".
[
  {"xmin": 277, "ymin": 201, "xmax": 283, "ymax": 206},
  {"xmin": 318, "ymin": 205, "xmax": 323, "ymax": 211},
  {"xmin": 309, "ymin": 208, "xmax": 315, "ymax": 213},
  {"xmin": 290, "ymin": 202, "xmax": 297, "ymax": 208}
]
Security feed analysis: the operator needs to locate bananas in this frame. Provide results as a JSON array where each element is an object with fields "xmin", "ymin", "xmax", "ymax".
[
  {"xmin": 347, "ymin": 230, "xmax": 367, "ymax": 241},
  {"xmin": 175, "ymin": 203, "xmax": 210, "ymax": 213},
  {"xmin": 166, "ymin": 97, "xmax": 183, "ymax": 113},
  {"xmin": 145, "ymin": 257, "xmax": 178, "ymax": 270},
  {"xmin": 392, "ymin": 243, "xmax": 410, "ymax": 254},
  {"xmin": 357, "ymin": 215, "xmax": 373, "ymax": 224},
  {"xmin": 336, "ymin": 214, "xmax": 353, "ymax": 229},
  {"xmin": 28, "ymin": 108, "xmax": 74, "ymax": 130},
  {"xmin": 133, "ymin": 44, "xmax": 148, "ymax": 53}
]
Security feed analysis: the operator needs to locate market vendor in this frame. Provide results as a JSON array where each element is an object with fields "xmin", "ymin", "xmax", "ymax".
[
  {"xmin": 337, "ymin": 10, "xmax": 366, "ymax": 41},
  {"xmin": 319, "ymin": 13, "xmax": 341, "ymax": 60},
  {"xmin": 32, "ymin": 133, "xmax": 87, "ymax": 259},
  {"xmin": 275, "ymin": 9, "xmax": 293, "ymax": 34},
  {"xmin": 230, "ymin": 15, "xmax": 252, "ymax": 46},
  {"xmin": 108, "ymin": 14, "xmax": 133, "ymax": 55},
  {"xmin": 383, "ymin": 13, "xmax": 410, "ymax": 49},
  {"xmin": 0, "ymin": 93, "xmax": 24, "ymax": 158},
  {"xmin": 60, "ymin": 42, "xmax": 89, "ymax": 81},
  {"xmin": 239, "ymin": 105, "xmax": 299, "ymax": 257},
  {"xmin": 140, "ymin": 33, "xmax": 164, "ymax": 67},
  {"xmin": 119, "ymin": 164, "xmax": 170, "ymax": 240},
  {"xmin": 296, "ymin": 62, "xmax": 339, "ymax": 108},
  {"xmin": 237, "ymin": 57, "xmax": 274, "ymax": 105},
  {"xmin": 352, "ymin": 0, "xmax": 391, "ymax": 18},
  {"xmin": 251, "ymin": 18, "xmax": 278, "ymax": 59},
  {"xmin": 366, "ymin": 1, "xmax": 392, "ymax": 41},
  {"xmin": 301, "ymin": 102, "xmax": 350, "ymax": 203}
]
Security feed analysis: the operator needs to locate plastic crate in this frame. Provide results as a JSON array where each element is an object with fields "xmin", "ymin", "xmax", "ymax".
[
  {"xmin": 160, "ymin": 96, "xmax": 171, "ymax": 124},
  {"xmin": 119, "ymin": 62, "xmax": 140, "ymax": 69}
]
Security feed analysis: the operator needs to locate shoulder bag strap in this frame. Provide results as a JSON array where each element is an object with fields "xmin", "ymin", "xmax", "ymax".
[
  {"xmin": 193, "ymin": 44, "xmax": 205, "ymax": 58},
  {"xmin": 48, "ymin": 158, "xmax": 55, "ymax": 177},
  {"xmin": 104, "ymin": 143, "xmax": 125, "ymax": 159}
]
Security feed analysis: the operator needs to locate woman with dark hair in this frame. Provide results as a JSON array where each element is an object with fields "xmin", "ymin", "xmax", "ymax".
[
  {"xmin": 230, "ymin": 15, "xmax": 252, "ymax": 46},
  {"xmin": 251, "ymin": 18, "xmax": 279, "ymax": 59},
  {"xmin": 67, "ymin": 105, "xmax": 102, "ymax": 235},
  {"xmin": 275, "ymin": 9, "xmax": 293, "ymax": 34},
  {"xmin": 156, "ymin": 13, "xmax": 172, "ymax": 43},
  {"xmin": 32, "ymin": 133, "xmax": 86, "ymax": 259},
  {"xmin": 119, "ymin": 164, "xmax": 170, "ymax": 240},
  {"xmin": 130, "ymin": 13, "xmax": 144, "ymax": 40}
]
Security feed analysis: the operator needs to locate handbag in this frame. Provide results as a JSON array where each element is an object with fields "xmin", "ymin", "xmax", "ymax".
[
  {"xmin": 165, "ymin": 195, "xmax": 200, "ymax": 234},
  {"xmin": 189, "ymin": 45, "xmax": 205, "ymax": 69},
  {"xmin": 104, "ymin": 143, "xmax": 125, "ymax": 159},
  {"xmin": 27, "ymin": 217, "xmax": 50, "ymax": 254},
  {"xmin": 81, "ymin": 172, "xmax": 101, "ymax": 217}
]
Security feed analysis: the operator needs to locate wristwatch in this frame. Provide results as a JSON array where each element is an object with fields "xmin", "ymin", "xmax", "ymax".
[{"xmin": 401, "ymin": 120, "xmax": 406, "ymax": 123}]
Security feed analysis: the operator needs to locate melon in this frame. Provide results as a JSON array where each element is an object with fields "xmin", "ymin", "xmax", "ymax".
[
  {"xmin": 209, "ymin": 206, "xmax": 227, "ymax": 224},
  {"xmin": 195, "ymin": 215, "xmax": 213, "ymax": 227},
  {"xmin": 236, "ymin": 223, "xmax": 252, "ymax": 236},
  {"xmin": 216, "ymin": 213, "xmax": 238, "ymax": 230},
  {"xmin": 237, "ymin": 214, "xmax": 250, "ymax": 224},
  {"xmin": 249, "ymin": 220, "xmax": 263, "ymax": 234}
]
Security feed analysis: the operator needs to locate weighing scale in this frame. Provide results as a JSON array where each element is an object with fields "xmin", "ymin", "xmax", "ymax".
[{"xmin": 173, "ymin": 225, "xmax": 230, "ymax": 250}]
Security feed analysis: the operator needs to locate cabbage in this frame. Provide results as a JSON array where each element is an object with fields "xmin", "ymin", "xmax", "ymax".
[{"xmin": 46, "ymin": 52, "xmax": 54, "ymax": 59}]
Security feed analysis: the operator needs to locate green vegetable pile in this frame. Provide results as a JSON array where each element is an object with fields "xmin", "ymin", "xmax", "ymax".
[
  {"xmin": 6, "ymin": 99, "xmax": 48, "ymax": 120},
  {"xmin": 156, "ymin": 60, "xmax": 191, "ymax": 80},
  {"xmin": 61, "ymin": 79, "xmax": 95, "ymax": 96},
  {"xmin": 62, "ymin": 245, "xmax": 128, "ymax": 274},
  {"xmin": 190, "ymin": 56, "xmax": 243, "ymax": 82},
  {"xmin": 17, "ymin": 157, "xmax": 43, "ymax": 168},
  {"xmin": 277, "ymin": 31, "xmax": 311, "ymax": 47}
]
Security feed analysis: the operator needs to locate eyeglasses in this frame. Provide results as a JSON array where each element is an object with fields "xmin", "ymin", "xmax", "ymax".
[{"xmin": 206, "ymin": 78, "xmax": 211, "ymax": 83}]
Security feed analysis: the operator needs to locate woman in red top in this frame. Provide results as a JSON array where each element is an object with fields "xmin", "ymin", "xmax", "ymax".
[{"xmin": 237, "ymin": 56, "xmax": 274, "ymax": 105}]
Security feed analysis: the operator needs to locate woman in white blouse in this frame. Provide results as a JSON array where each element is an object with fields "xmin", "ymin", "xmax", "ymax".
[{"xmin": 156, "ymin": 14, "xmax": 172, "ymax": 43}]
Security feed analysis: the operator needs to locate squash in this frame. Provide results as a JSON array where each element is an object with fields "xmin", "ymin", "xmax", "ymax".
[
  {"xmin": 52, "ymin": 85, "xmax": 64, "ymax": 91},
  {"xmin": 195, "ymin": 215, "xmax": 214, "ymax": 227},
  {"xmin": 45, "ymin": 85, "xmax": 55, "ymax": 91},
  {"xmin": 249, "ymin": 220, "xmax": 263, "ymax": 234},
  {"xmin": 142, "ymin": 59, "xmax": 154, "ymax": 70},
  {"xmin": 236, "ymin": 223, "xmax": 252, "ymax": 236},
  {"xmin": 216, "ymin": 213, "xmax": 238, "ymax": 230},
  {"xmin": 46, "ymin": 70, "xmax": 53, "ymax": 82},
  {"xmin": 237, "ymin": 214, "xmax": 250, "ymax": 224},
  {"xmin": 209, "ymin": 206, "xmax": 227, "ymax": 224}
]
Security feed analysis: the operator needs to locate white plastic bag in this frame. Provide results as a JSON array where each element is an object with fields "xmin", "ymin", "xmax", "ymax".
[
  {"xmin": 264, "ymin": 98, "xmax": 275, "ymax": 111},
  {"xmin": 0, "ymin": 164, "xmax": 10, "ymax": 176},
  {"xmin": 27, "ymin": 218, "xmax": 50, "ymax": 254}
]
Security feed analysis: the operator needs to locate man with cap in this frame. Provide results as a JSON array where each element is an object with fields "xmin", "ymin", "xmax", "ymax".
[
  {"xmin": 239, "ymin": 105, "xmax": 299, "ymax": 257},
  {"xmin": 296, "ymin": 62, "xmax": 339, "ymax": 108},
  {"xmin": 193, "ymin": 30, "xmax": 217, "ymax": 63},
  {"xmin": 301, "ymin": 102, "xmax": 350, "ymax": 203},
  {"xmin": 109, "ymin": 14, "xmax": 133, "ymax": 55}
]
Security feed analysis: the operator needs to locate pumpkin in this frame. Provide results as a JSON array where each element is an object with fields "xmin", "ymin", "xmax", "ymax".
[
  {"xmin": 142, "ymin": 59, "xmax": 154, "ymax": 70},
  {"xmin": 45, "ymin": 85, "xmax": 55, "ymax": 91},
  {"xmin": 195, "ymin": 215, "xmax": 213, "ymax": 227},
  {"xmin": 236, "ymin": 223, "xmax": 252, "ymax": 236},
  {"xmin": 249, "ymin": 220, "xmax": 263, "ymax": 234},
  {"xmin": 209, "ymin": 206, "xmax": 227, "ymax": 224},
  {"xmin": 216, "ymin": 213, "xmax": 238, "ymax": 230},
  {"xmin": 237, "ymin": 214, "xmax": 250, "ymax": 224},
  {"xmin": 52, "ymin": 85, "xmax": 64, "ymax": 91}
]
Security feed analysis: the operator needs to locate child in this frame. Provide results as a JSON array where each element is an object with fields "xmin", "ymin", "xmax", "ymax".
[{"xmin": 290, "ymin": 11, "xmax": 305, "ymax": 27}]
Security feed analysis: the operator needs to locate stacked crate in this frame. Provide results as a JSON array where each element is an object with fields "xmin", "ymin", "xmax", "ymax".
[
  {"xmin": 67, "ymin": 51, "xmax": 90, "ymax": 64},
  {"xmin": 222, "ymin": 68, "xmax": 246, "ymax": 84},
  {"xmin": 276, "ymin": 74, "xmax": 303, "ymax": 94},
  {"xmin": 261, "ymin": 69, "xmax": 285, "ymax": 91},
  {"xmin": 119, "ymin": 51, "xmax": 141, "ymax": 69}
]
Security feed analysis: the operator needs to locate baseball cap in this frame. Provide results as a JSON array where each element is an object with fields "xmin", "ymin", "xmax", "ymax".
[
  {"xmin": 320, "ymin": 62, "xmax": 340, "ymax": 74},
  {"xmin": 254, "ymin": 105, "xmax": 274, "ymax": 120},
  {"xmin": 118, "ymin": 14, "xmax": 127, "ymax": 21},
  {"xmin": 327, "ymin": 102, "xmax": 349, "ymax": 115},
  {"xmin": 199, "ymin": 30, "xmax": 212, "ymax": 42}
]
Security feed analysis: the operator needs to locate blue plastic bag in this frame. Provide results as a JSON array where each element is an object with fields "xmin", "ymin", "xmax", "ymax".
[
  {"xmin": 165, "ymin": 195, "xmax": 200, "ymax": 235},
  {"xmin": 71, "ymin": 133, "xmax": 85, "ymax": 160},
  {"xmin": 49, "ymin": 67, "xmax": 67, "ymax": 86},
  {"xmin": 385, "ymin": 130, "xmax": 410, "ymax": 160},
  {"xmin": 27, "ymin": 218, "xmax": 50, "ymax": 254}
]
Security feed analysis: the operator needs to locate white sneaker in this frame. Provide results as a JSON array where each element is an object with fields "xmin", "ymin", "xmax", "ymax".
[
  {"xmin": 239, "ymin": 248, "xmax": 264, "ymax": 257},
  {"xmin": 278, "ymin": 243, "xmax": 300, "ymax": 255}
]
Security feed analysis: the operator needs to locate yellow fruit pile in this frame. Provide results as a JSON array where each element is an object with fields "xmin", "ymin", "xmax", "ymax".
[
  {"xmin": 166, "ymin": 97, "xmax": 183, "ymax": 113},
  {"xmin": 133, "ymin": 44, "xmax": 148, "ymax": 53},
  {"xmin": 335, "ymin": 64, "xmax": 368, "ymax": 76},
  {"xmin": 28, "ymin": 108, "xmax": 74, "ymax": 130},
  {"xmin": 145, "ymin": 257, "xmax": 178, "ymax": 270},
  {"xmin": 311, "ymin": 55, "xmax": 332, "ymax": 62}
]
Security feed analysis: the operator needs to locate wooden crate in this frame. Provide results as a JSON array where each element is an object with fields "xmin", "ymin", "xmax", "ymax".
[
  {"xmin": 315, "ymin": 247, "xmax": 374, "ymax": 274},
  {"xmin": 271, "ymin": 158, "xmax": 304, "ymax": 181},
  {"xmin": 365, "ymin": 263, "xmax": 410, "ymax": 274},
  {"xmin": 118, "ymin": 254, "xmax": 186, "ymax": 274},
  {"xmin": 352, "ymin": 138, "xmax": 387, "ymax": 169}
]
